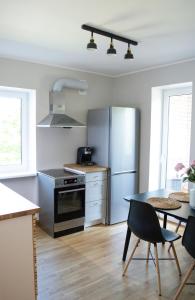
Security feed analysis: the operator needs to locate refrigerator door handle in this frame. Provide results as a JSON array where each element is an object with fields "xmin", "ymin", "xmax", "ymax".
[{"xmin": 112, "ymin": 170, "xmax": 137, "ymax": 175}]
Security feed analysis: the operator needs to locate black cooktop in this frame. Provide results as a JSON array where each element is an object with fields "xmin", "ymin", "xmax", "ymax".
[{"xmin": 38, "ymin": 168, "xmax": 78, "ymax": 179}]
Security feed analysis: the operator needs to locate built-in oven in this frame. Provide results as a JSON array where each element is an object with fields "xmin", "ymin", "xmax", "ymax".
[
  {"xmin": 54, "ymin": 184, "xmax": 85, "ymax": 223},
  {"xmin": 53, "ymin": 176, "xmax": 85, "ymax": 237}
]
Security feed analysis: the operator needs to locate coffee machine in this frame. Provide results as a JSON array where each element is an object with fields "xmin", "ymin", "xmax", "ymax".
[{"xmin": 77, "ymin": 147, "xmax": 95, "ymax": 166}]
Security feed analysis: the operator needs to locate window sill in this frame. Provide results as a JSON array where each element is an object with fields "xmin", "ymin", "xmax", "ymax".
[{"xmin": 0, "ymin": 172, "xmax": 37, "ymax": 180}]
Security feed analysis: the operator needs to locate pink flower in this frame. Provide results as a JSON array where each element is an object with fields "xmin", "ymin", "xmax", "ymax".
[
  {"xmin": 191, "ymin": 160, "xmax": 195, "ymax": 167},
  {"xmin": 181, "ymin": 167, "xmax": 188, "ymax": 175},
  {"xmin": 174, "ymin": 163, "xmax": 185, "ymax": 172}
]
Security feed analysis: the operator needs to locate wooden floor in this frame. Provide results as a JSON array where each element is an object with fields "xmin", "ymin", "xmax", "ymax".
[{"xmin": 37, "ymin": 222, "xmax": 195, "ymax": 300}]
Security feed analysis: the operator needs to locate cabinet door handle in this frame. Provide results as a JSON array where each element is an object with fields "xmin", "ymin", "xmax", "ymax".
[{"xmin": 113, "ymin": 170, "xmax": 137, "ymax": 175}]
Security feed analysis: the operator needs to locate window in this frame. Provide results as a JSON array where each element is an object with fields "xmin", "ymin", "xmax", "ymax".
[{"xmin": 0, "ymin": 86, "xmax": 36, "ymax": 178}]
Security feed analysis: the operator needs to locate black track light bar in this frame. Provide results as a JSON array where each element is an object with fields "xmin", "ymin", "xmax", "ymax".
[{"xmin": 82, "ymin": 24, "xmax": 138, "ymax": 46}]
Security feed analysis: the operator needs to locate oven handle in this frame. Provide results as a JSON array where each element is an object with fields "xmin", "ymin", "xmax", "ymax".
[{"xmin": 58, "ymin": 188, "xmax": 85, "ymax": 194}]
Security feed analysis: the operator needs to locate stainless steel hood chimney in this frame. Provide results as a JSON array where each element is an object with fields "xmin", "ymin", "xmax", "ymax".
[{"xmin": 37, "ymin": 78, "xmax": 88, "ymax": 128}]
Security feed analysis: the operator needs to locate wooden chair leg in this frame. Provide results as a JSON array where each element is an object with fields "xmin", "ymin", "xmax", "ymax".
[
  {"xmin": 171, "ymin": 242, "xmax": 181, "ymax": 276},
  {"xmin": 154, "ymin": 243, "xmax": 162, "ymax": 296},
  {"xmin": 146, "ymin": 242, "xmax": 151, "ymax": 264},
  {"xmin": 173, "ymin": 262, "xmax": 195, "ymax": 300},
  {"xmin": 123, "ymin": 238, "xmax": 140, "ymax": 276},
  {"xmin": 168, "ymin": 221, "xmax": 181, "ymax": 252}
]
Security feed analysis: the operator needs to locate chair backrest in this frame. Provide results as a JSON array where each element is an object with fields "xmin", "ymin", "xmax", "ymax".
[
  {"xmin": 128, "ymin": 200, "xmax": 164, "ymax": 243},
  {"xmin": 182, "ymin": 216, "xmax": 195, "ymax": 259}
]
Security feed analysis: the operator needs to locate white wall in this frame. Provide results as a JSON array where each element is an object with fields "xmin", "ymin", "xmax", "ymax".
[
  {"xmin": 112, "ymin": 60, "xmax": 195, "ymax": 192},
  {"xmin": 0, "ymin": 58, "xmax": 113, "ymax": 204},
  {"xmin": 1, "ymin": 57, "xmax": 195, "ymax": 203}
]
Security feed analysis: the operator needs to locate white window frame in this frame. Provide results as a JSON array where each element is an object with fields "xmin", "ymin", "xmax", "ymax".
[
  {"xmin": 160, "ymin": 86, "xmax": 192, "ymax": 188},
  {"xmin": 0, "ymin": 86, "xmax": 36, "ymax": 178}
]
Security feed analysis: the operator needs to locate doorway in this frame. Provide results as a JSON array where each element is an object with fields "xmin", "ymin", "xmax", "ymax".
[
  {"xmin": 149, "ymin": 83, "xmax": 192, "ymax": 191},
  {"xmin": 161, "ymin": 87, "xmax": 192, "ymax": 189}
]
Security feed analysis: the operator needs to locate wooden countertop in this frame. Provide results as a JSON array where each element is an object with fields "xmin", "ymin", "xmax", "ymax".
[
  {"xmin": 0, "ymin": 183, "xmax": 40, "ymax": 221},
  {"xmin": 64, "ymin": 164, "xmax": 108, "ymax": 174}
]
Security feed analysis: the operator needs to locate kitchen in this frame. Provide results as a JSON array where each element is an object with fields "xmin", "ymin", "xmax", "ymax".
[
  {"xmin": 0, "ymin": 1, "xmax": 195, "ymax": 300},
  {"xmin": 38, "ymin": 103, "xmax": 139, "ymax": 237}
]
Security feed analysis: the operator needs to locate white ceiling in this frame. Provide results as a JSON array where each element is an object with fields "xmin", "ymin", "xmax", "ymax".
[{"xmin": 0, "ymin": 0, "xmax": 195, "ymax": 76}]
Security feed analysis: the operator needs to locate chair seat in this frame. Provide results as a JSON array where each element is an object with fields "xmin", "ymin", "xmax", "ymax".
[{"xmin": 161, "ymin": 228, "xmax": 181, "ymax": 242}]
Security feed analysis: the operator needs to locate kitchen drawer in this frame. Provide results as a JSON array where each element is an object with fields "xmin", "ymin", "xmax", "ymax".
[
  {"xmin": 85, "ymin": 172, "xmax": 107, "ymax": 182},
  {"xmin": 86, "ymin": 181, "xmax": 107, "ymax": 202},
  {"xmin": 85, "ymin": 200, "xmax": 104, "ymax": 221}
]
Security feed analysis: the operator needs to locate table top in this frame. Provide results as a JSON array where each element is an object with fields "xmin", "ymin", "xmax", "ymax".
[
  {"xmin": 124, "ymin": 189, "xmax": 195, "ymax": 222},
  {"xmin": 0, "ymin": 183, "xmax": 40, "ymax": 221}
]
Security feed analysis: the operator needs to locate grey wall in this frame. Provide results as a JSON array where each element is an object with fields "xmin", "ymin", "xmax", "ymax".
[
  {"xmin": 0, "ymin": 58, "xmax": 113, "ymax": 204},
  {"xmin": 1, "ymin": 57, "xmax": 195, "ymax": 203},
  {"xmin": 112, "ymin": 60, "xmax": 195, "ymax": 192}
]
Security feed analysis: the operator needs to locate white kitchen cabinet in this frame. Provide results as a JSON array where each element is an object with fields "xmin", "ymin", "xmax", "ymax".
[
  {"xmin": 85, "ymin": 171, "xmax": 107, "ymax": 182},
  {"xmin": 0, "ymin": 184, "xmax": 39, "ymax": 300},
  {"xmin": 85, "ymin": 171, "xmax": 107, "ymax": 227}
]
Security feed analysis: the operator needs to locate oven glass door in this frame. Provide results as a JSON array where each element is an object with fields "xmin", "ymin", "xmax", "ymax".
[{"xmin": 54, "ymin": 185, "xmax": 85, "ymax": 223}]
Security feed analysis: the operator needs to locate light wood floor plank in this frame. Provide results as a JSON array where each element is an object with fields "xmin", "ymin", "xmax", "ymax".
[{"xmin": 37, "ymin": 223, "xmax": 195, "ymax": 300}]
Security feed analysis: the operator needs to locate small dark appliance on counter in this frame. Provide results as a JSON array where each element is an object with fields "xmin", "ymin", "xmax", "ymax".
[{"xmin": 77, "ymin": 147, "xmax": 95, "ymax": 166}]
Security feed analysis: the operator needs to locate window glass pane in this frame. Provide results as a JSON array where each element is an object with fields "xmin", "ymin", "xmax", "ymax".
[
  {"xmin": 166, "ymin": 94, "xmax": 192, "ymax": 188},
  {"xmin": 0, "ymin": 97, "xmax": 21, "ymax": 166}
]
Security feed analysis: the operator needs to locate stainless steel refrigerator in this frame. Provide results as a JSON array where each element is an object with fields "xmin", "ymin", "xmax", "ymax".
[{"xmin": 87, "ymin": 107, "xmax": 140, "ymax": 224}]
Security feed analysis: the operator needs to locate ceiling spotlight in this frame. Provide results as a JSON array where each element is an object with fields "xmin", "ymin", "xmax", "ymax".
[
  {"xmin": 124, "ymin": 44, "xmax": 134, "ymax": 59},
  {"xmin": 82, "ymin": 24, "xmax": 138, "ymax": 59},
  {"xmin": 87, "ymin": 32, "xmax": 97, "ymax": 51},
  {"xmin": 107, "ymin": 38, "xmax": 117, "ymax": 55}
]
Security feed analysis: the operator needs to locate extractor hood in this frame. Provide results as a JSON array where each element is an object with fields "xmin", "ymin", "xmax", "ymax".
[
  {"xmin": 37, "ymin": 78, "xmax": 88, "ymax": 128},
  {"xmin": 37, "ymin": 105, "xmax": 85, "ymax": 128}
]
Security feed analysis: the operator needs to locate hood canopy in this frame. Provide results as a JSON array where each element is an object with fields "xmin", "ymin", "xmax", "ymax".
[
  {"xmin": 37, "ymin": 113, "xmax": 85, "ymax": 128},
  {"xmin": 37, "ymin": 78, "xmax": 87, "ymax": 128}
]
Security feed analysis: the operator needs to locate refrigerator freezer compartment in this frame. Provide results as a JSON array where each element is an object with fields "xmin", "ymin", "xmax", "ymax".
[{"xmin": 109, "ymin": 172, "xmax": 138, "ymax": 224}]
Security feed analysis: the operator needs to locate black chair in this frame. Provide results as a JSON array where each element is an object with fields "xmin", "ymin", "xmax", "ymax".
[
  {"xmin": 122, "ymin": 200, "xmax": 181, "ymax": 296},
  {"xmin": 173, "ymin": 216, "xmax": 195, "ymax": 300},
  {"xmin": 168, "ymin": 220, "xmax": 182, "ymax": 252}
]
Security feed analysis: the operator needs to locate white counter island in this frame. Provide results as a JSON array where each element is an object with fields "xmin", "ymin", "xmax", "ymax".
[{"xmin": 0, "ymin": 183, "xmax": 40, "ymax": 300}]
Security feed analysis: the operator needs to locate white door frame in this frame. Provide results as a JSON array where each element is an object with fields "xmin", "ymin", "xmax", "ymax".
[{"xmin": 160, "ymin": 86, "xmax": 192, "ymax": 188}]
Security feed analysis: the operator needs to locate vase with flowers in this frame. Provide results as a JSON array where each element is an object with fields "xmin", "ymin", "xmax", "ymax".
[{"xmin": 174, "ymin": 160, "xmax": 195, "ymax": 209}]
